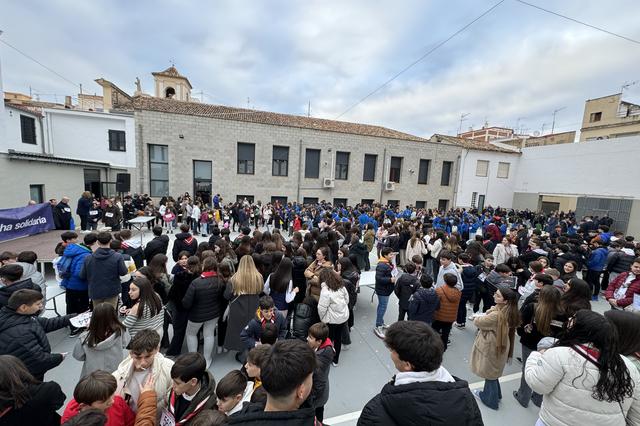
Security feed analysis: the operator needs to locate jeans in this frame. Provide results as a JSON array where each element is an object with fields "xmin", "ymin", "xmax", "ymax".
[
  {"xmin": 79, "ymin": 215, "xmax": 88, "ymax": 231},
  {"xmin": 166, "ymin": 309, "xmax": 189, "ymax": 356},
  {"xmin": 186, "ymin": 318, "xmax": 217, "ymax": 367},
  {"xmin": 431, "ymin": 320, "xmax": 453, "ymax": 351},
  {"xmin": 586, "ymin": 269, "xmax": 603, "ymax": 296},
  {"xmin": 515, "ymin": 345, "xmax": 543, "ymax": 407},
  {"xmin": 398, "ymin": 306, "xmax": 408, "ymax": 321},
  {"xmin": 375, "ymin": 294, "xmax": 390, "ymax": 327},
  {"xmin": 479, "ymin": 379, "xmax": 502, "ymax": 410},
  {"xmin": 328, "ymin": 322, "xmax": 346, "ymax": 363},
  {"xmin": 457, "ymin": 290, "xmax": 474, "ymax": 324}
]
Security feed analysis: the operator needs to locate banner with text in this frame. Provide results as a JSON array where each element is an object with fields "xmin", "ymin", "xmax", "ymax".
[{"xmin": 0, "ymin": 203, "xmax": 55, "ymax": 242}]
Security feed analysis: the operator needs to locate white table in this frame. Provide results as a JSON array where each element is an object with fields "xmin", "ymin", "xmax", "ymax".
[
  {"xmin": 359, "ymin": 270, "xmax": 377, "ymax": 302},
  {"xmin": 127, "ymin": 216, "xmax": 156, "ymax": 245}
]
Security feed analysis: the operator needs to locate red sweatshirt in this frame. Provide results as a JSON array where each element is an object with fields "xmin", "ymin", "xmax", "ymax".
[{"xmin": 60, "ymin": 395, "xmax": 135, "ymax": 426}]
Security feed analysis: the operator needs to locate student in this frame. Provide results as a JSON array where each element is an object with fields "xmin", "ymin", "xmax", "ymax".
[
  {"xmin": 61, "ymin": 370, "xmax": 135, "ymax": 425},
  {"xmin": 240, "ymin": 296, "xmax": 287, "ymax": 351},
  {"xmin": 263, "ymin": 257, "xmax": 298, "ymax": 317},
  {"xmin": 61, "ymin": 232, "xmax": 97, "ymax": 335},
  {"xmin": 317, "ymin": 268, "xmax": 349, "ymax": 366},
  {"xmin": 143, "ymin": 226, "xmax": 169, "ymax": 265},
  {"xmin": 15, "ymin": 251, "xmax": 47, "ymax": 298},
  {"xmin": 359, "ymin": 321, "xmax": 482, "ymax": 425},
  {"xmin": 122, "ymin": 276, "xmax": 164, "ymax": 339},
  {"xmin": 0, "ymin": 264, "xmax": 41, "ymax": 308},
  {"xmin": 306, "ymin": 322, "xmax": 335, "ymax": 422},
  {"xmin": 603, "ymin": 257, "xmax": 640, "ymax": 310},
  {"xmin": 113, "ymin": 330, "xmax": 174, "ymax": 412},
  {"xmin": 80, "ymin": 232, "xmax": 128, "ymax": 308},
  {"xmin": 394, "ymin": 261, "xmax": 419, "ymax": 321},
  {"xmin": 216, "ymin": 370, "xmax": 253, "ymax": 416},
  {"xmin": 166, "ymin": 353, "xmax": 217, "ymax": 423},
  {"xmin": 244, "ymin": 344, "xmax": 271, "ymax": 403},
  {"xmin": 0, "ymin": 354, "xmax": 66, "ymax": 426},
  {"xmin": 432, "ymin": 273, "xmax": 462, "ymax": 351},
  {"xmin": 229, "ymin": 340, "xmax": 318, "ymax": 425},
  {"xmin": 0, "ymin": 289, "xmax": 73, "ymax": 380},
  {"xmin": 374, "ymin": 247, "xmax": 396, "ymax": 338},
  {"xmin": 407, "ymin": 274, "xmax": 440, "ymax": 326},
  {"xmin": 173, "ymin": 224, "xmax": 198, "ymax": 261},
  {"xmin": 456, "ymin": 253, "xmax": 482, "ymax": 328},
  {"xmin": 586, "ymin": 240, "xmax": 608, "ymax": 300},
  {"xmin": 190, "ymin": 409, "xmax": 228, "ymax": 426},
  {"xmin": 166, "ymin": 255, "xmax": 201, "ymax": 357},
  {"xmin": 73, "ymin": 303, "xmax": 130, "ymax": 379},
  {"xmin": 435, "ymin": 251, "xmax": 463, "ymax": 291}
]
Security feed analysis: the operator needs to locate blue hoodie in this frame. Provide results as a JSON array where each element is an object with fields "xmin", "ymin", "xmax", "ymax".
[
  {"xmin": 587, "ymin": 247, "xmax": 608, "ymax": 271},
  {"xmin": 60, "ymin": 244, "xmax": 92, "ymax": 291}
]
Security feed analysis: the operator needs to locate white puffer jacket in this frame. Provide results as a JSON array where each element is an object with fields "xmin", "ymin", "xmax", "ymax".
[
  {"xmin": 113, "ymin": 352, "xmax": 174, "ymax": 411},
  {"xmin": 318, "ymin": 283, "xmax": 349, "ymax": 325},
  {"xmin": 525, "ymin": 347, "xmax": 640, "ymax": 426}
]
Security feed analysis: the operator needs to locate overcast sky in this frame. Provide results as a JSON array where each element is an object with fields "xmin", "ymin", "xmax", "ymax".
[{"xmin": 1, "ymin": 0, "xmax": 639, "ymax": 137}]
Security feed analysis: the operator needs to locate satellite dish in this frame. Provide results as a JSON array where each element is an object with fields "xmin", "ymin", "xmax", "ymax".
[{"xmin": 533, "ymin": 131, "xmax": 541, "ymax": 137}]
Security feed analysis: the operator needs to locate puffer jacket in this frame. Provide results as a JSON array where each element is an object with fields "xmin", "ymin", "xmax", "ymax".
[
  {"xmin": 433, "ymin": 285, "xmax": 461, "ymax": 323},
  {"xmin": 240, "ymin": 307, "xmax": 288, "ymax": 349},
  {"xmin": 0, "ymin": 278, "xmax": 41, "ymax": 308},
  {"xmin": 318, "ymin": 283, "xmax": 349, "ymax": 324},
  {"xmin": 407, "ymin": 288, "xmax": 440, "ymax": 324},
  {"xmin": 310, "ymin": 339, "xmax": 335, "ymax": 408},
  {"xmin": 526, "ymin": 347, "xmax": 640, "ymax": 426},
  {"xmin": 113, "ymin": 352, "xmax": 174, "ymax": 411},
  {"xmin": 604, "ymin": 272, "xmax": 640, "ymax": 308},
  {"xmin": 60, "ymin": 243, "xmax": 92, "ymax": 291},
  {"xmin": 15, "ymin": 261, "xmax": 47, "ymax": 298},
  {"xmin": 182, "ymin": 272, "xmax": 225, "ymax": 323},
  {"xmin": 607, "ymin": 248, "xmax": 636, "ymax": 274},
  {"xmin": 292, "ymin": 301, "xmax": 319, "ymax": 340},
  {"xmin": 0, "ymin": 306, "xmax": 72, "ymax": 380},
  {"xmin": 375, "ymin": 258, "xmax": 395, "ymax": 296}
]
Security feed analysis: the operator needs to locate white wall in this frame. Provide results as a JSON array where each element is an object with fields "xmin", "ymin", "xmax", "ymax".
[
  {"xmin": 44, "ymin": 109, "xmax": 136, "ymax": 168},
  {"xmin": 455, "ymin": 149, "xmax": 520, "ymax": 208},
  {"xmin": 2, "ymin": 106, "xmax": 45, "ymax": 154},
  {"xmin": 0, "ymin": 56, "xmax": 5, "ymax": 153},
  {"xmin": 514, "ymin": 136, "xmax": 640, "ymax": 198}
]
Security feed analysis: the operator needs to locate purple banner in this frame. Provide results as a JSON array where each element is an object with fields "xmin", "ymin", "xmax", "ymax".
[{"xmin": 0, "ymin": 203, "xmax": 55, "ymax": 242}]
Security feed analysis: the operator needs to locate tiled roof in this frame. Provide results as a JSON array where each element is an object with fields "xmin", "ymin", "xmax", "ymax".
[
  {"xmin": 7, "ymin": 149, "xmax": 110, "ymax": 166},
  {"xmin": 430, "ymin": 134, "xmax": 519, "ymax": 153},
  {"xmin": 151, "ymin": 66, "xmax": 192, "ymax": 88},
  {"xmin": 4, "ymin": 102, "xmax": 44, "ymax": 117},
  {"xmin": 117, "ymin": 96, "xmax": 430, "ymax": 143}
]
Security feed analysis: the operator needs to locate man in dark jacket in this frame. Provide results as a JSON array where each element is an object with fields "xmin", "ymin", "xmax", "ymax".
[
  {"xmin": 53, "ymin": 196, "xmax": 73, "ymax": 230},
  {"xmin": 374, "ymin": 248, "xmax": 396, "ymax": 338},
  {"xmin": 166, "ymin": 352, "xmax": 217, "ymax": 423},
  {"xmin": 240, "ymin": 296, "xmax": 287, "ymax": 350},
  {"xmin": 358, "ymin": 321, "xmax": 483, "ymax": 426},
  {"xmin": 394, "ymin": 262, "xmax": 419, "ymax": 321},
  {"xmin": 0, "ymin": 264, "xmax": 41, "ymax": 307},
  {"xmin": 307, "ymin": 322, "xmax": 334, "ymax": 422},
  {"xmin": 144, "ymin": 226, "xmax": 170, "ymax": 265},
  {"xmin": 408, "ymin": 275, "xmax": 439, "ymax": 325},
  {"xmin": 172, "ymin": 224, "xmax": 198, "ymax": 262},
  {"xmin": 79, "ymin": 232, "xmax": 127, "ymax": 307},
  {"xmin": 228, "ymin": 339, "xmax": 319, "ymax": 426},
  {"xmin": 0, "ymin": 289, "xmax": 73, "ymax": 380},
  {"xmin": 60, "ymin": 233, "xmax": 96, "ymax": 336}
]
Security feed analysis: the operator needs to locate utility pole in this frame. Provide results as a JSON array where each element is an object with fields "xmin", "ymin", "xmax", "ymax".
[
  {"xmin": 457, "ymin": 113, "xmax": 470, "ymax": 136},
  {"xmin": 551, "ymin": 107, "xmax": 566, "ymax": 134},
  {"xmin": 516, "ymin": 117, "xmax": 525, "ymax": 134},
  {"xmin": 307, "ymin": 100, "xmax": 311, "ymax": 117}
]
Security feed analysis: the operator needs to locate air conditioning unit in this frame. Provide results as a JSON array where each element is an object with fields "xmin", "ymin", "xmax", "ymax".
[
  {"xmin": 323, "ymin": 177, "xmax": 335, "ymax": 188},
  {"xmin": 385, "ymin": 181, "xmax": 395, "ymax": 191}
]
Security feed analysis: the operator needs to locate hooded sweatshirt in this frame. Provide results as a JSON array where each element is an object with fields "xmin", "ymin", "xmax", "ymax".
[
  {"xmin": 15, "ymin": 261, "xmax": 47, "ymax": 298},
  {"xmin": 0, "ymin": 278, "xmax": 41, "ymax": 308},
  {"xmin": 61, "ymin": 395, "xmax": 135, "ymax": 426},
  {"xmin": 79, "ymin": 247, "xmax": 128, "ymax": 300},
  {"xmin": 73, "ymin": 329, "xmax": 131, "ymax": 379}
]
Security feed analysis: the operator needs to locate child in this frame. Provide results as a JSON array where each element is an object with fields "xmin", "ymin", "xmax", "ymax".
[
  {"xmin": 306, "ymin": 322, "xmax": 334, "ymax": 422},
  {"xmin": 215, "ymin": 370, "xmax": 253, "ymax": 416},
  {"xmin": 244, "ymin": 344, "xmax": 271, "ymax": 404},
  {"xmin": 432, "ymin": 273, "xmax": 462, "ymax": 351},
  {"xmin": 60, "ymin": 370, "xmax": 135, "ymax": 426},
  {"xmin": 73, "ymin": 303, "xmax": 130, "ymax": 379},
  {"xmin": 394, "ymin": 262, "xmax": 419, "ymax": 321},
  {"xmin": 166, "ymin": 353, "xmax": 217, "ymax": 423},
  {"xmin": 200, "ymin": 208, "xmax": 210, "ymax": 237},
  {"xmin": 240, "ymin": 296, "xmax": 287, "ymax": 350},
  {"xmin": 407, "ymin": 274, "xmax": 440, "ymax": 326},
  {"xmin": 411, "ymin": 254, "xmax": 423, "ymax": 279},
  {"xmin": 456, "ymin": 253, "xmax": 482, "ymax": 329},
  {"xmin": 545, "ymin": 268, "xmax": 565, "ymax": 291}
]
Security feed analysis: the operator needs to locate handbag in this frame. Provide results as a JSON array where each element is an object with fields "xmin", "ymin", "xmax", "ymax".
[{"xmin": 223, "ymin": 296, "xmax": 239, "ymax": 321}]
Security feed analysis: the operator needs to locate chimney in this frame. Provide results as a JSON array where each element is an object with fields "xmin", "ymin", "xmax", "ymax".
[{"xmin": 64, "ymin": 95, "xmax": 73, "ymax": 109}]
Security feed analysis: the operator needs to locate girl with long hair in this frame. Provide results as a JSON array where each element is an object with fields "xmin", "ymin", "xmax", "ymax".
[
  {"xmin": 405, "ymin": 232, "xmax": 427, "ymax": 267},
  {"xmin": 525, "ymin": 310, "xmax": 640, "ymax": 425},
  {"xmin": 0, "ymin": 355, "xmax": 65, "ymax": 426},
  {"xmin": 73, "ymin": 303, "xmax": 129, "ymax": 379},
  {"xmin": 318, "ymin": 268, "xmax": 350, "ymax": 366},
  {"xmin": 166, "ymin": 256, "xmax": 201, "ymax": 356},
  {"xmin": 122, "ymin": 276, "xmax": 164, "ymax": 339},
  {"xmin": 471, "ymin": 286, "xmax": 520, "ymax": 410},
  {"xmin": 304, "ymin": 246, "xmax": 334, "ymax": 300},
  {"xmin": 264, "ymin": 257, "xmax": 298, "ymax": 317},
  {"xmin": 146, "ymin": 254, "xmax": 172, "ymax": 304},
  {"xmin": 561, "ymin": 278, "xmax": 592, "ymax": 317},
  {"xmin": 337, "ymin": 256, "xmax": 360, "ymax": 348},
  {"xmin": 605, "ymin": 310, "xmax": 640, "ymax": 372},
  {"xmin": 561, "ymin": 260, "xmax": 578, "ymax": 284}
]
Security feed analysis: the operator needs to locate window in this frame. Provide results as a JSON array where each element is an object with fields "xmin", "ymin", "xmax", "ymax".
[
  {"xmin": 20, "ymin": 115, "xmax": 36, "ymax": 144},
  {"xmin": 589, "ymin": 112, "xmax": 602, "ymax": 122},
  {"xmin": 272, "ymin": 146, "xmax": 289, "ymax": 177},
  {"xmin": 418, "ymin": 159, "xmax": 430, "ymax": 184},
  {"xmin": 303, "ymin": 197, "xmax": 319, "ymax": 205},
  {"xmin": 438, "ymin": 199, "xmax": 449, "ymax": 211},
  {"xmin": 237, "ymin": 143, "xmax": 255, "ymax": 174},
  {"xmin": 471, "ymin": 192, "xmax": 478, "ymax": 208},
  {"xmin": 193, "ymin": 160, "xmax": 212, "ymax": 201},
  {"xmin": 237, "ymin": 195, "xmax": 255, "ymax": 203},
  {"xmin": 475, "ymin": 160, "xmax": 489, "ymax": 177},
  {"xmin": 108, "ymin": 130, "xmax": 126, "ymax": 151},
  {"xmin": 29, "ymin": 184, "xmax": 44, "ymax": 203},
  {"xmin": 305, "ymin": 149, "xmax": 320, "ymax": 179},
  {"xmin": 441, "ymin": 161, "xmax": 453, "ymax": 186},
  {"xmin": 333, "ymin": 198, "xmax": 348, "ymax": 207},
  {"xmin": 363, "ymin": 154, "xmax": 377, "ymax": 182},
  {"xmin": 271, "ymin": 196, "xmax": 287, "ymax": 205},
  {"xmin": 149, "ymin": 144, "xmax": 169, "ymax": 197},
  {"xmin": 335, "ymin": 151, "xmax": 350, "ymax": 180},
  {"xmin": 416, "ymin": 201, "xmax": 426, "ymax": 209},
  {"xmin": 387, "ymin": 199, "xmax": 399, "ymax": 208},
  {"xmin": 389, "ymin": 156, "xmax": 402, "ymax": 183},
  {"xmin": 361, "ymin": 199, "xmax": 374, "ymax": 206},
  {"xmin": 84, "ymin": 168, "xmax": 101, "ymax": 194},
  {"xmin": 497, "ymin": 162, "xmax": 510, "ymax": 179}
]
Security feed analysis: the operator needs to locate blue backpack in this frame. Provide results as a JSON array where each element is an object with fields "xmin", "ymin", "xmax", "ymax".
[{"xmin": 58, "ymin": 256, "xmax": 74, "ymax": 280}]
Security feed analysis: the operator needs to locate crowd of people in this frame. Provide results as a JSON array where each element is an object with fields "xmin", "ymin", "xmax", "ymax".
[{"xmin": 2, "ymin": 193, "xmax": 640, "ymax": 425}]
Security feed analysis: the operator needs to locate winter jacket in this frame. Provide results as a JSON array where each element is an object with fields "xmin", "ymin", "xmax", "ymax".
[
  {"xmin": 182, "ymin": 273, "xmax": 226, "ymax": 323},
  {"xmin": 607, "ymin": 248, "xmax": 636, "ymax": 274},
  {"xmin": 292, "ymin": 256, "xmax": 309, "ymax": 304},
  {"xmin": 460, "ymin": 264, "xmax": 482, "ymax": 296},
  {"xmin": 79, "ymin": 247, "xmax": 128, "ymax": 300},
  {"xmin": 375, "ymin": 258, "xmax": 395, "ymax": 296},
  {"xmin": 519, "ymin": 248, "xmax": 549, "ymax": 265},
  {"xmin": 358, "ymin": 374, "xmax": 483, "ymax": 426},
  {"xmin": 122, "ymin": 240, "xmax": 144, "ymax": 269},
  {"xmin": 363, "ymin": 230, "xmax": 375, "ymax": 252},
  {"xmin": 240, "ymin": 308, "xmax": 287, "ymax": 349},
  {"xmin": 484, "ymin": 270, "xmax": 515, "ymax": 294},
  {"xmin": 60, "ymin": 243, "xmax": 92, "ymax": 291},
  {"xmin": 341, "ymin": 270, "xmax": 359, "ymax": 308},
  {"xmin": 76, "ymin": 196, "xmax": 92, "ymax": 216},
  {"xmin": 223, "ymin": 282, "xmax": 261, "ymax": 352},
  {"xmin": 318, "ymin": 284, "xmax": 349, "ymax": 324},
  {"xmin": 0, "ymin": 306, "xmax": 72, "ymax": 380},
  {"xmin": 14, "ymin": 261, "xmax": 46, "ymax": 298},
  {"xmin": 525, "ymin": 347, "xmax": 640, "ymax": 426},
  {"xmin": 144, "ymin": 235, "xmax": 169, "ymax": 265},
  {"xmin": 113, "ymin": 352, "xmax": 174, "ymax": 411},
  {"xmin": 435, "ymin": 262, "xmax": 463, "ymax": 291},
  {"xmin": 310, "ymin": 339, "xmax": 334, "ymax": 408},
  {"xmin": 492, "ymin": 243, "xmax": 519, "ymax": 265},
  {"xmin": 405, "ymin": 239, "xmax": 427, "ymax": 264},
  {"xmin": 517, "ymin": 301, "xmax": 565, "ymax": 351},
  {"xmin": 350, "ymin": 241, "xmax": 370, "ymax": 271},
  {"xmin": 61, "ymin": 395, "xmax": 135, "ymax": 426},
  {"xmin": 433, "ymin": 285, "xmax": 462, "ymax": 323},
  {"xmin": 292, "ymin": 301, "xmax": 320, "ymax": 341},
  {"xmin": 53, "ymin": 202, "xmax": 72, "ymax": 230},
  {"xmin": 0, "ymin": 277, "xmax": 41, "ymax": 308},
  {"xmin": 587, "ymin": 247, "xmax": 608, "ymax": 271},
  {"xmin": 172, "ymin": 232, "xmax": 198, "ymax": 261},
  {"xmin": 165, "ymin": 371, "xmax": 217, "ymax": 423},
  {"xmin": 304, "ymin": 260, "xmax": 333, "ymax": 299},
  {"xmin": 604, "ymin": 272, "xmax": 640, "ymax": 308},
  {"xmin": 228, "ymin": 403, "xmax": 320, "ymax": 425},
  {"xmin": 470, "ymin": 305, "xmax": 512, "ymax": 380},
  {"xmin": 73, "ymin": 329, "xmax": 131, "ymax": 379},
  {"xmin": 0, "ymin": 381, "xmax": 65, "ymax": 426},
  {"xmin": 407, "ymin": 288, "xmax": 440, "ymax": 324},
  {"xmin": 394, "ymin": 273, "xmax": 419, "ymax": 310},
  {"xmin": 103, "ymin": 205, "xmax": 122, "ymax": 228},
  {"xmin": 169, "ymin": 269, "xmax": 197, "ymax": 311}
]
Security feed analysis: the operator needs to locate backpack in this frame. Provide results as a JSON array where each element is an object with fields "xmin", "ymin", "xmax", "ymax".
[{"xmin": 57, "ymin": 255, "xmax": 74, "ymax": 279}]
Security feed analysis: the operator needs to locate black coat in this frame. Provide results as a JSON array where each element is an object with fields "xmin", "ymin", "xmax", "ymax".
[
  {"xmin": 407, "ymin": 288, "xmax": 440, "ymax": 324},
  {"xmin": 144, "ymin": 235, "xmax": 169, "ymax": 264},
  {"xmin": 0, "ymin": 381, "xmax": 65, "ymax": 426},
  {"xmin": 607, "ymin": 250, "xmax": 636, "ymax": 274},
  {"xmin": 342, "ymin": 270, "xmax": 360, "ymax": 308},
  {"xmin": 169, "ymin": 270, "xmax": 198, "ymax": 311},
  {"xmin": 79, "ymin": 248, "xmax": 127, "ymax": 300},
  {"xmin": 375, "ymin": 261, "xmax": 394, "ymax": 296},
  {"xmin": 394, "ymin": 273, "xmax": 419, "ymax": 310},
  {"xmin": 53, "ymin": 202, "xmax": 72, "ymax": 230},
  {"xmin": 292, "ymin": 301, "xmax": 319, "ymax": 340},
  {"xmin": 358, "ymin": 377, "xmax": 484, "ymax": 426},
  {"xmin": 310, "ymin": 343, "xmax": 334, "ymax": 408},
  {"xmin": 228, "ymin": 402, "xmax": 319, "ymax": 425},
  {"xmin": 172, "ymin": 233, "xmax": 198, "ymax": 262},
  {"xmin": 0, "ymin": 278, "xmax": 41, "ymax": 308},
  {"xmin": 0, "ymin": 307, "xmax": 72, "ymax": 380},
  {"xmin": 182, "ymin": 274, "xmax": 225, "ymax": 322},
  {"xmin": 292, "ymin": 256, "xmax": 309, "ymax": 305}
]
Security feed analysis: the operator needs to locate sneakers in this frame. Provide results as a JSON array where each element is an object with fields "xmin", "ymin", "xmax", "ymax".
[
  {"xmin": 332, "ymin": 362, "xmax": 339, "ymax": 367},
  {"xmin": 454, "ymin": 322, "xmax": 466, "ymax": 329},
  {"xmin": 381, "ymin": 323, "xmax": 390, "ymax": 330},
  {"xmin": 342, "ymin": 344, "xmax": 351, "ymax": 351},
  {"xmin": 374, "ymin": 326, "xmax": 385, "ymax": 339},
  {"xmin": 472, "ymin": 389, "xmax": 482, "ymax": 401}
]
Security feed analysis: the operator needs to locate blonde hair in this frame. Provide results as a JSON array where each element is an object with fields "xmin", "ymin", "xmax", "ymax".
[{"xmin": 231, "ymin": 255, "xmax": 263, "ymax": 295}]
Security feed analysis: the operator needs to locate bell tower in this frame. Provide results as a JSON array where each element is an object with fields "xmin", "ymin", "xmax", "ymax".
[{"xmin": 151, "ymin": 66, "xmax": 192, "ymax": 101}]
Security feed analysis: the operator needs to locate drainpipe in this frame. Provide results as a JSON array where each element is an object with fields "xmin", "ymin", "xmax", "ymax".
[
  {"xmin": 296, "ymin": 139, "xmax": 302, "ymax": 202},
  {"xmin": 379, "ymin": 148, "xmax": 387, "ymax": 203},
  {"xmin": 452, "ymin": 153, "xmax": 462, "ymax": 207},
  {"xmin": 40, "ymin": 111, "xmax": 49, "ymax": 154}
]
